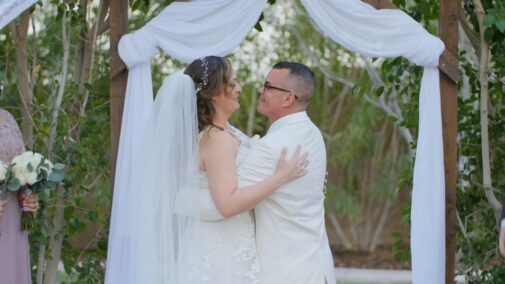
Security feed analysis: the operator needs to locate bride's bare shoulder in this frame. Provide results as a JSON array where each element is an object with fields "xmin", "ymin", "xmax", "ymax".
[{"xmin": 200, "ymin": 127, "xmax": 237, "ymax": 148}]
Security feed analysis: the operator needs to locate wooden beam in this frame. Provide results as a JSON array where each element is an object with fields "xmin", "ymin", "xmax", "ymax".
[
  {"xmin": 110, "ymin": 51, "xmax": 127, "ymax": 80},
  {"xmin": 439, "ymin": 49, "xmax": 460, "ymax": 84},
  {"xmin": 362, "ymin": 0, "xmax": 460, "ymax": 82},
  {"xmin": 109, "ymin": 0, "xmax": 128, "ymax": 190},
  {"xmin": 439, "ymin": 0, "xmax": 459, "ymax": 283}
]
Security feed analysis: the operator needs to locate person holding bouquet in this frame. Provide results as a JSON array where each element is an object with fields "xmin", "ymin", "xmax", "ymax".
[{"xmin": 0, "ymin": 108, "xmax": 38, "ymax": 284}]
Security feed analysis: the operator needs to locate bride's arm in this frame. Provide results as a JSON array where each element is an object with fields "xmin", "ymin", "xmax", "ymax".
[{"xmin": 203, "ymin": 131, "xmax": 306, "ymax": 219}]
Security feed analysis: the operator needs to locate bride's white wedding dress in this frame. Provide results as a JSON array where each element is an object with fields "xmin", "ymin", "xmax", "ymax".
[
  {"xmin": 181, "ymin": 126, "xmax": 260, "ymax": 284},
  {"xmin": 106, "ymin": 72, "xmax": 260, "ymax": 284}
]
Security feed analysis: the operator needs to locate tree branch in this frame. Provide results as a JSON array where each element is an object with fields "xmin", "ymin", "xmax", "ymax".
[
  {"xmin": 291, "ymin": 27, "xmax": 355, "ymax": 88},
  {"xmin": 41, "ymin": 11, "xmax": 72, "ymax": 284},
  {"xmin": 73, "ymin": 0, "xmax": 88, "ymax": 83},
  {"xmin": 360, "ymin": 56, "xmax": 414, "ymax": 147},
  {"xmin": 473, "ymin": 0, "xmax": 502, "ymax": 214},
  {"xmin": 79, "ymin": 0, "xmax": 109, "ymax": 118},
  {"xmin": 48, "ymin": 12, "xmax": 71, "ymax": 159},
  {"xmin": 9, "ymin": 11, "xmax": 34, "ymax": 148},
  {"xmin": 458, "ymin": 7, "xmax": 481, "ymax": 59},
  {"xmin": 328, "ymin": 213, "xmax": 353, "ymax": 249}
]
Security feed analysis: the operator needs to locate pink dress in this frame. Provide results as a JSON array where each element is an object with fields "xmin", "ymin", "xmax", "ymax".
[{"xmin": 0, "ymin": 108, "xmax": 32, "ymax": 284}]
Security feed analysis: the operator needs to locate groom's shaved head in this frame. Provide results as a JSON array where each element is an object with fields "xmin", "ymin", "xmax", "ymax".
[{"xmin": 273, "ymin": 61, "xmax": 315, "ymax": 105}]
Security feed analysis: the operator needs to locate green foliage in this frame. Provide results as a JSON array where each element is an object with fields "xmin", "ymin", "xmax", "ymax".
[
  {"xmin": 458, "ymin": 2, "xmax": 505, "ymax": 282},
  {"xmin": 392, "ymin": 231, "xmax": 410, "ymax": 263},
  {"xmin": 1, "ymin": 0, "xmax": 111, "ymax": 281},
  {"xmin": 255, "ymin": 13, "xmax": 265, "ymax": 32}
]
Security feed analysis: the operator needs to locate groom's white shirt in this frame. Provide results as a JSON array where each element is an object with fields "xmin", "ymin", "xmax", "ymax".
[{"xmin": 238, "ymin": 111, "xmax": 336, "ymax": 284}]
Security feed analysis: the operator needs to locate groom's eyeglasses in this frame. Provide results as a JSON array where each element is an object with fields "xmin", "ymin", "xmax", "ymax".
[{"xmin": 263, "ymin": 82, "xmax": 299, "ymax": 100}]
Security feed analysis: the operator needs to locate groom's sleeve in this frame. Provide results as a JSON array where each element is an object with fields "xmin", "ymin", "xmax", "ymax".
[{"xmin": 238, "ymin": 140, "xmax": 277, "ymax": 187}]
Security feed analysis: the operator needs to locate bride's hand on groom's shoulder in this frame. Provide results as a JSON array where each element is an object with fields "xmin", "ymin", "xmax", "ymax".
[{"xmin": 275, "ymin": 145, "xmax": 309, "ymax": 184}]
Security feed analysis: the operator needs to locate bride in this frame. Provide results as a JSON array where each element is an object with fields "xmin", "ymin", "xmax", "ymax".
[{"xmin": 105, "ymin": 56, "xmax": 307, "ymax": 284}]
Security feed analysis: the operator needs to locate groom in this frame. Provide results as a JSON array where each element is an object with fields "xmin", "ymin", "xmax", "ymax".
[{"xmin": 238, "ymin": 62, "xmax": 335, "ymax": 284}]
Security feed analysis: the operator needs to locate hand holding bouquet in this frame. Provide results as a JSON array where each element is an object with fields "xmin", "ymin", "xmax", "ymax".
[{"xmin": 8, "ymin": 151, "xmax": 65, "ymax": 230}]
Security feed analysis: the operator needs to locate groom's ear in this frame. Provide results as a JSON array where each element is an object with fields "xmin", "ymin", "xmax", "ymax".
[{"xmin": 281, "ymin": 93, "xmax": 296, "ymax": 108}]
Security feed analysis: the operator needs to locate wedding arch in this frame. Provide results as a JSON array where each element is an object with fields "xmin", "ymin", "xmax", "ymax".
[{"xmin": 108, "ymin": 0, "xmax": 459, "ymax": 283}]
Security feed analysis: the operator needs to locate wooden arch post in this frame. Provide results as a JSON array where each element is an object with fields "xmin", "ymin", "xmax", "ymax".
[
  {"xmin": 109, "ymin": 0, "xmax": 460, "ymax": 281},
  {"xmin": 109, "ymin": 0, "xmax": 128, "ymax": 191},
  {"xmin": 439, "ymin": 0, "xmax": 459, "ymax": 283}
]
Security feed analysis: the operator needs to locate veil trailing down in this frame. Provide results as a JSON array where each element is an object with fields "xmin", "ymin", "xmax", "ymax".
[{"xmin": 105, "ymin": 70, "xmax": 204, "ymax": 283}]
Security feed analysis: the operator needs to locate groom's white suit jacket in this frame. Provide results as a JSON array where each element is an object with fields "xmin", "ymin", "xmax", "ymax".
[{"xmin": 238, "ymin": 111, "xmax": 336, "ymax": 284}]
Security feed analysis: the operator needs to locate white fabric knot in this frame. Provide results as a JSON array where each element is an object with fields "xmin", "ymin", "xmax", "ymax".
[{"xmin": 118, "ymin": 31, "xmax": 159, "ymax": 70}]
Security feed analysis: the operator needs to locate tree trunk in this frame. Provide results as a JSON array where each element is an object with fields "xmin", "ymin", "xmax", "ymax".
[
  {"xmin": 73, "ymin": 0, "xmax": 88, "ymax": 83},
  {"xmin": 42, "ymin": 185, "xmax": 66, "ymax": 284},
  {"xmin": 246, "ymin": 85, "xmax": 257, "ymax": 136},
  {"xmin": 40, "ymin": 2, "xmax": 110, "ymax": 281},
  {"xmin": 79, "ymin": 0, "xmax": 109, "ymax": 118},
  {"xmin": 9, "ymin": 11, "xmax": 33, "ymax": 148},
  {"xmin": 39, "ymin": 11, "xmax": 71, "ymax": 283},
  {"xmin": 328, "ymin": 213, "xmax": 353, "ymax": 249},
  {"xmin": 473, "ymin": 0, "xmax": 501, "ymax": 213}
]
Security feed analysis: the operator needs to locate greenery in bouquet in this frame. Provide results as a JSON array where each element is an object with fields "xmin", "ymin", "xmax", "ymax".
[{"xmin": 8, "ymin": 151, "xmax": 65, "ymax": 231}]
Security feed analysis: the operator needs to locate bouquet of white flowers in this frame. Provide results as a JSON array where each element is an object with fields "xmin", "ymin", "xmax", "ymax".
[{"xmin": 8, "ymin": 151, "xmax": 65, "ymax": 230}]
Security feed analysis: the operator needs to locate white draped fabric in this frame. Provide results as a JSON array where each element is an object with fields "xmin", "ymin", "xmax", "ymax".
[
  {"xmin": 107, "ymin": 0, "xmax": 447, "ymax": 283},
  {"xmin": 302, "ymin": 2, "xmax": 446, "ymax": 283},
  {"xmin": 0, "ymin": 0, "xmax": 37, "ymax": 29}
]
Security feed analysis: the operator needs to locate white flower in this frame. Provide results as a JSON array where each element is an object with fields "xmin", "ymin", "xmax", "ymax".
[
  {"xmin": 24, "ymin": 171, "xmax": 39, "ymax": 186},
  {"xmin": 33, "ymin": 152, "xmax": 44, "ymax": 165},
  {"xmin": 249, "ymin": 134, "xmax": 261, "ymax": 146},
  {"xmin": 0, "ymin": 160, "xmax": 7, "ymax": 182},
  {"xmin": 10, "ymin": 151, "xmax": 55, "ymax": 187},
  {"xmin": 40, "ymin": 159, "xmax": 54, "ymax": 176},
  {"xmin": 11, "ymin": 151, "xmax": 40, "ymax": 186}
]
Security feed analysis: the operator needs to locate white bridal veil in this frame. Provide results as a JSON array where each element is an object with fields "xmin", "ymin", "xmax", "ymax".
[{"xmin": 105, "ymin": 71, "xmax": 204, "ymax": 283}]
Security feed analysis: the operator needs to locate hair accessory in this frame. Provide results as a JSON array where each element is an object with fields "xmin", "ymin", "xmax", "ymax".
[{"xmin": 198, "ymin": 57, "xmax": 209, "ymax": 92}]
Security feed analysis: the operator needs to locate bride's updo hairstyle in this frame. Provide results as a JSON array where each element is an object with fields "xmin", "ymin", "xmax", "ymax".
[{"xmin": 184, "ymin": 56, "xmax": 233, "ymax": 131}]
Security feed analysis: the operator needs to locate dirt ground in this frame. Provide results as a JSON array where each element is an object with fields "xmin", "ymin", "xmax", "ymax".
[{"xmin": 332, "ymin": 245, "xmax": 411, "ymax": 270}]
